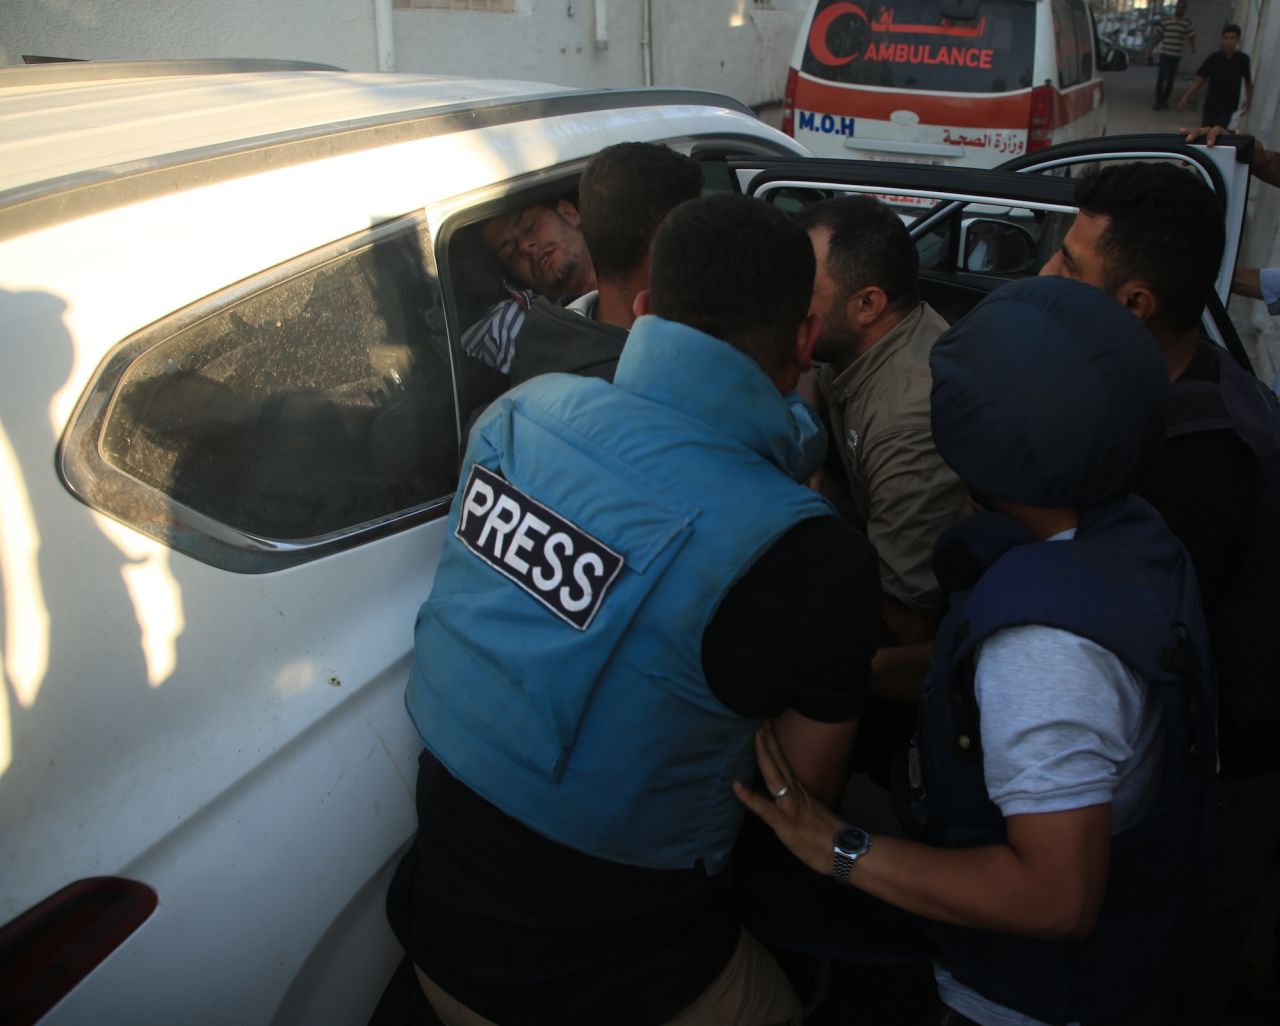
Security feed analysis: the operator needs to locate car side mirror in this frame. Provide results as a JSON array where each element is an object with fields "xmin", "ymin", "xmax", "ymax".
[{"xmin": 960, "ymin": 219, "xmax": 1038, "ymax": 275}]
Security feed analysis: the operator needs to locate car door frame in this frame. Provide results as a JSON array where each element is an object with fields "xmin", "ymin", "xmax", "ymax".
[{"xmin": 730, "ymin": 134, "xmax": 1255, "ymax": 373}]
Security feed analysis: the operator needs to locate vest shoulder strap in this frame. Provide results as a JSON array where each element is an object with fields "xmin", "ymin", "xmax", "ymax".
[{"xmin": 953, "ymin": 538, "xmax": 1171, "ymax": 683}]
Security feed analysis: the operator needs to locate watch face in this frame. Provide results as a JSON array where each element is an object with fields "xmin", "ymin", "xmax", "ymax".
[{"xmin": 834, "ymin": 826, "xmax": 870, "ymax": 857}]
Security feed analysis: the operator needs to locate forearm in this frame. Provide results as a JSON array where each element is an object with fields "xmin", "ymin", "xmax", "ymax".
[
  {"xmin": 1254, "ymin": 142, "xmax": 1280, "ymax": 188},
  {"xmin": 869, "ymin": 640, "xmax": 932, "ymax": 702},
  {"xmin": 847, "ymin": 831, "xmax": 1100, "ymax": 938},
  {"xmin": 1233, "ymin": 267, "xmax": 1262, "ymax": 300},
  {"xmin": 737, "ymin": 725, "xmax": 1111, "ymax": 941},
  {"xmin": 771, "ymin": 709, "xmax": 857, "ymax": 807},
  {"xmin": 881, "ymin": 593, "xmax": 938, "ymax": 645}
]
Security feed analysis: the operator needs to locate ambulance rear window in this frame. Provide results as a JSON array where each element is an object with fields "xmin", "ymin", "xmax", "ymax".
[{"xmin": 800, "ymin": 0, "xmax": 1035, "ymax": 94}]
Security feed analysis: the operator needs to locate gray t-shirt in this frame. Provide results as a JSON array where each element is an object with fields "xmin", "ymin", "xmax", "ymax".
[{"xmin": 935, "ymin": 531, "xmax": 1164, "ymax": 1026}]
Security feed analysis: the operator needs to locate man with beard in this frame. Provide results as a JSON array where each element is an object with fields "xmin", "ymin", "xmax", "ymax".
[
  {"xmin": 503, "ymin": 142, "xmax": 703, "ymax": 386},
  {"xmin": 461, "ymin": 198, "xmax": 597, "ymax": 372},
  {"xmin": 797, "ymin": 195, "xmax": 969, "ymax": 644}
]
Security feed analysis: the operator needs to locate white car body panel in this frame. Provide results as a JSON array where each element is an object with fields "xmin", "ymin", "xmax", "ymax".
[{"xmin": 0, "ymin": 64, "xmax": 803, "ymax": 1026}]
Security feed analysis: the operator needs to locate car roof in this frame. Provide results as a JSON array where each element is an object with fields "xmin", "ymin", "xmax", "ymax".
[{"xmin": 0, "ymin": 60, "xmax": 574, "ymax": 198}]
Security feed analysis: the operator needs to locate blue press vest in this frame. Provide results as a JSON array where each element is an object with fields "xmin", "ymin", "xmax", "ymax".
[
  {"xmin": 895, "ymin": 499, "xmax": 1217, "ymax": 1025},
  {"xmin": 1167, "ymin": 348, "xmax": 1280, "ymax": 773},
  {"xmin": 407, "ymin": 316, "xmax": 832, "ymax": 873}
]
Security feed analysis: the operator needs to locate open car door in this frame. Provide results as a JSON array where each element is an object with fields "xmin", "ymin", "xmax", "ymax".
[{"xmin": 731, "ymin": 133, "xmax": 1255, "ymax": 371}]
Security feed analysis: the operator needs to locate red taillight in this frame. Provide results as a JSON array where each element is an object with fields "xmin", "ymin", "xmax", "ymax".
[
  {"xmin": 0, "ymin": 877, "xmax": 158, "ymax": 1025},
  {"xmin": 782, "ymin": 67, "xmax": 798, "ymax": 137},
  {"xmin": 1028, "ymin": 83, "xmax": 1056, "ymax": 152}
]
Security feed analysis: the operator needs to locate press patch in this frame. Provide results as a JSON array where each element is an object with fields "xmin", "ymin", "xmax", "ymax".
[{"xmin": 456, "ymin": 464, "xmax": 625, "ymax": 630}]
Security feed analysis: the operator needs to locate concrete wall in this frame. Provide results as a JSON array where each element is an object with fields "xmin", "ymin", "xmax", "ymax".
[
  {"xmin": 652, "ymin": 0, "xmax": 804, "ymax": 106},
  {"xmin": 393, "ymin": 0, "xmax": 807, "ymax": 107},
  {"xmin": 392, "ymin": 0, "xmax": 646, "ymax": 91},
  {"xmin": 1, "ymin": 0, "xmax": 807, "ymax": 109},
  {"xmin": 0, "ymin": 0, "xmax": 380, "ymax": 71}
]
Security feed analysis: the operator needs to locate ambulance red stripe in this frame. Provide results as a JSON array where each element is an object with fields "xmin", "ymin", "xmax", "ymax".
[{"xmin": 792, "ymin": 75, "xmax": 1103, "ymax": 133}]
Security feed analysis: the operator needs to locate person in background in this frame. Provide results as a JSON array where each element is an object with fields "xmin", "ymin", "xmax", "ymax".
[
  {"xmin": 1152, "ymin": 0, "xmax": 1196, "ymax": 111},
  {"xmin": 1178, "ymin": 23, "xmax": 1252, "ymax": 129}
]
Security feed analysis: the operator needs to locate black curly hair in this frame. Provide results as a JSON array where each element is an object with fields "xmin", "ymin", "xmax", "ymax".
[{"xmin": 1073, "ymin": 162, "xmax": 1224, "ymax": 333}]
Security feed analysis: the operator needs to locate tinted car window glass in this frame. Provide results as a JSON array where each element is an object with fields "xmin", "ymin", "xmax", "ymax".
[
  {"xmin": 800, "ymin": 0, "xmax": 1035, "ymax": 93},
  {"xmin": 1072, "ymin": 0, "xmax": 1094, "ymax": 79},
  {"xmin": 99, "ymin": 218, "xmax": 457, "ymax": 542}
]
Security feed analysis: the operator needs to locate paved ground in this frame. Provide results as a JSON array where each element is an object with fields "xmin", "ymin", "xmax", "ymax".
[{"xmin": 1103, "ymin": 60, "xmax": 1202, "ymax": 135}]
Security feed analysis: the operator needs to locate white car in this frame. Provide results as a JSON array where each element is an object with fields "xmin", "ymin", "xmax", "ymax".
[{"xmin": 0, "ymin": 58, "xmax": 1253, "ymax": 1026}]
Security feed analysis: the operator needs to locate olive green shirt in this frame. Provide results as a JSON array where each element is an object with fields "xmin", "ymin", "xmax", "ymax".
[{"xmin": 816, "ymin": 302, "xmax": 969, "ymax": 614}]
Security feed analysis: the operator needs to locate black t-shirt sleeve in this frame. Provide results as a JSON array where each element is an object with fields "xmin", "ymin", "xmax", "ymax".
[{"xmin": 701, "ymin": 514, "xmax": 879, "ymax": 723}]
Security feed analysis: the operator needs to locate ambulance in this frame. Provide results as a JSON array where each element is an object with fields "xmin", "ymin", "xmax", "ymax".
[{"xmin": 783, "ymin": 0, "xmax": 1108, "ymax": 173}]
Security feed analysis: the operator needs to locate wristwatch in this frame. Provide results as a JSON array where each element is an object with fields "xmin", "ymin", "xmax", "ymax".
[{"xmin": 832, "ymin": 826, "xmax": 871, "ymax": 884}]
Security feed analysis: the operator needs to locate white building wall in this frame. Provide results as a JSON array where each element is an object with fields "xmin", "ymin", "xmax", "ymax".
[
  {"xmin": 392, "ymin": 1, "xmax": 646, "ymax": 90},
  {"xmin": 2, "ymin": 1, "xmax": 807, "ymax": 111},
  {"xmin": 651, "ymin": 0, "xmax": 805, "ymax": 106},
  {"xmin": 393, "ymin": 1, "xmax": 806, "ymax": 107},
  {"xmin": 0, "ymin": 0, "xmax": 380, "ymax": 71}
]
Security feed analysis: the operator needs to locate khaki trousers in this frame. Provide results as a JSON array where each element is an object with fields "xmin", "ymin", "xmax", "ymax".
[{"xmin": 415, "ymin": 928, "xmax": 803, "ymax": 1026}]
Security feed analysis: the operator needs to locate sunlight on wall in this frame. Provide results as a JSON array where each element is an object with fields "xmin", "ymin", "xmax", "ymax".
[
  {"xmin": 730, "ymin": 0, "xmax": 747, "ymax": 28},
  {"xmin": 94, "ymin": 515, "xmax": 185, "ymax": 688}
]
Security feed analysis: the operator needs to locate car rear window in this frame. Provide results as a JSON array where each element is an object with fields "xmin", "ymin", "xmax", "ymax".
[{"xmin": 799, "ymin": 0, "xmax": 1035, "ymax": 94}]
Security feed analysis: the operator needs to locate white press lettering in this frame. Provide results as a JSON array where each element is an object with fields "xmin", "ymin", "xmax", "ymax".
[
  {"xmin": 477, "ymin": 494, "xmax": 522, "ymax": 557},
  {"xmin": 459, "ymin": 476, "xmax": 495, "ymax": 532},
  {"xmin": 561, "ymin": 551, "xmax": 604, "ymax": 613},
  {"xmin": 533, "ymin": 531, "xmax": 572, "ymax": 591},
  {"xmin": 504, "ymin": 511, "xmax": 549, "ymax": 576}
]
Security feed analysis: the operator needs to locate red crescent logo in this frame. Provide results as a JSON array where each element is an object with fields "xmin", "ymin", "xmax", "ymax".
[{"xmin": 809, "ymin": 2, "xmax": 869, "ymax": 66}]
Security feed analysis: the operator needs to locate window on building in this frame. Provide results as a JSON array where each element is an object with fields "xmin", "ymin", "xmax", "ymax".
[{"xmin": 393, "ymin": 0, "xmax": 517, "ymax": 11}]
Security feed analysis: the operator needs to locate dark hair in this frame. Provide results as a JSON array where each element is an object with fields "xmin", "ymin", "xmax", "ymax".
[
  {"xmin": 795, "ymin": 194, "xmax": 920, "ymax": 314},
  {"xmin": 1073, "ymin": 163, "xmax": 1224, "ymax": 333},
  {"xmin": 648, "ymin": 193, "xmax": 815, "ymax": 375},
  {"xmin": 577, "ymin": 143, "xmax": 703, "ymax": 281},
  {"xmin": 1223, "ymin": 23, "xmax": 1242, "ymax": 36}
]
